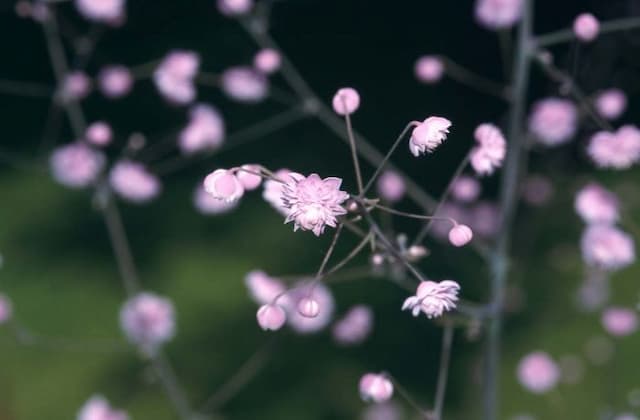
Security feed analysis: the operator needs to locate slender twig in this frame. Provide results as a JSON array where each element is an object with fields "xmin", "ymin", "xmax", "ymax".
[
  {"xmin": 315, "ymin": 224, "xmax": 344, "ymax": 278},
  {"xmin": 536, "ymin": 16, "xmax": 640, "ymax": 48},
  {"xmin": 342, "ymin": 104, "xmax": 364, "ymax": 194},
  {"xmin": 442, "ymin": 57, "xmax": 512, "ymax": 101},
  {"xmin": 0, "ymin": 79, "xmax": 53, "ymax": 97},
  {"xmin": 433, "ymin": 323, "xmax": 454, "ymax": 420},
  {"xmin": 385, "ymin": 373, "xmax": 429, "ymax": 418}
]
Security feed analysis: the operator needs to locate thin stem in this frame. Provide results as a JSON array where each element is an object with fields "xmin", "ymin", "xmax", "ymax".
[
  {"xmin": 150, "ymin": 353, "xmax": 194, "ymax": 419},
  {"xmin": 342, "ymin": 105, "xmax": 364, "ymax": 195},
  {"xmin": 373, "ymin": 203, "xmax": 454, "ymax": 225},
  {"xmin": 321, "ymin": 232, "xmax": 373, "ymax": 279},
  {"xmin": 433, "ymin": 323, "xmax": 454, "ymax": 420},
  {"xmin": 385, "ymin": 373, "xmax": 429, "ymax": 418},
  {"xmin": 315, "ymin": 224, "xmax": 344, "ymax": 278},
  {"xmin": 442, "ymin": 57, "xmax": 512, "ymax": 101},
  {"xmin": 536, "ymin": 16, "xmax": 640, "ymax": 48}
]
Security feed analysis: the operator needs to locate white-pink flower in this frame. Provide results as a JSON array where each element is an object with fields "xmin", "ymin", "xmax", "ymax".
[
  {"xmin": 517, "ymin": 352, "xmax": 559, "ymax": 394},
  {"xmin": 109, "ymin": 160, "xmax": 161, "ymax": 203},
  {"xmin": 332, "ymin": 305, "xmax": 373, "ymax": 346},
  {"xmin": 601, "ymin": 307, "xmax": 638, "ymax": 337},
  {"xmin": 528, "ymin": 98, "xmax": 577, "ymax": 146},
  {"xmin": 401, "ymin": 280, "xmax": 460, "ymax": 318},
  {"xmin": 414, "ymin": 55, "xmax": 444, "ymax": 84},
  {"xmin": 203, "ymin": 169, "xmax": 244, "ymax": 203},
  {"xmin": 573, "ymin": 13, "xmax": 600, "ymax": 42},
  {"xmin": 475, "ymin": 0, "xmax": 523, "ymax": 30},
  {"xmin": 50, "ymin": 142, "xmax": 105, "ymax": 188},
  {"xmin": 262, "ymin": 168, "xmax": 293, "ymax": 215},
  {"xmin": 179, "ymin": 104, "xmax": 225, "ymax": 154},
  {"xmin": 75, "ymin": 0, "xmax": 124, "ymax": 22},
  {"xmin": 409, "ymin": 116, "xmax": 452, "ymax": 157},
  {"xmin": 575, "ymin": 183, "xmax": 619, "ymax": 224},
  {"xmin": 588, "ymin": 125, "xmax": 640, "ymax": 169},
  {"xmin": 281, "ymin": 173, "xmax": 349, "ymax": 236},
  {"xmin": 470, "ymin": 123, "xmax": 506, "ymax": 176},
  {"xmin": 244, "ymin": 270, "xmax": 287, "ymax": 305},
  {"xmin": 595, "ymin": 89, "xmax": 627, "ymax": 121},
  {"xmin": 581, "ymin": 224, "xmax": 635, "ymax": 271},
  {"xmin": 77, "ymin": 395, "xmax": 128, "ymax": 420},
  {"xmin": 221, "ymin": 66, "xmax": 268, "ymax": 103},
  {"xmin": 120, "ymin": 292, "xmax": 175, "ymax": 353},
  {"xmin": 193, "ymin": 185, "xmax": 238, "ymax": 215},
  {"xmin": 359, "ymin": 373, "xmax": 394, "ymax": 403},
  {"xmin": 153, "ymin": 50, "xmax": 200, "ymax": 105},
  {"xmin": 236, "ymin": 164, "xmax": 262, "ymax": 190},
  {"xmin": 376, "ymin": 170, "xmax": 406, "ymax": 202},
  {"xmin": 98, "ymin": 65, "xmax": 133, "ymax": 99}
]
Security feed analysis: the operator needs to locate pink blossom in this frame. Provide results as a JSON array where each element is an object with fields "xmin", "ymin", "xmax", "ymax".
[
  {"xmin": 451, "ymin": 175, "xmax": 481, "ymax": 203},
  {"xmin": 262, "ymin": 168, "xmax": 293, "ymax": 215},
  {"xmin": 359, "ymin": 373, "xmax": 393, "ymax": 403},
  {"xmin": 60, "ymin": 71, "xmax": 92, "ymax": 102},
  {"xmin": 109, "ymin": 161, "xmax": 161, "ymax": 203},
  {"xmin": 409, "ymin": 116, "xmax": 452, "ymax": 156},
  {"xmin": 0, "ymin": 294, "xmax": 12, "ymax": 324},
  {"xmin": 475, "ymin": 0, "xmax": 523, "ymax": 30},
  {"xmin": 217, "ymin": 0, "xmax": 253, "ymax": 16},
  {"xmin": 221, "ymin": 67, "xmax": 268, "ymax": 103},
  {"xmin": 203, "ymin": 169, "xmax": 244, "ymax": 203},
  {"xmin": 179, "ymin": 104, "xmax": 225, "ymax": 154},
  {"xmin": 581, "ymin": 224, "xmax": 635, "ymax": 271},
  {"xmin": 285, "ymin": 281, "xmax": 334, "ymax": 334},
  {"xmin": 281, "ymin": 173, "xmax": 349, "ymax": 236},
  {"xmin": 75, "ymin": 0, "xmax": 124, "ymax": 22},
  {"xmin": 470, "ymin": 123, "xmax": 506, "ymax": 175},
  {"xmin": 98, "ymin": 65, "xmax": 133, "ymax": 99},
  {"xmin": 575, "ymin": 183, "xmax": 619, "ymax": 224},
  {"xmin": 588, "ymin": 125, "xmax": 640, "ymax": 169},
  {"xmin": 528, "ymin": 98, "xmax": 577, "ymax": 146},
  {"xmin": 297, "ymin": 297, "xmax": 320, "ymax": 318},
  {"xmin": 153, "ymin": 51, "xmax": 199, "ymax": 105},
  {"xmin": 601, "ymin": 307, "xmax": 638, "ymax": 337},
  {"xmin": 595, "ymin": 89, "xmax": 627, "ymax": 121},
  {"xmin": 517, "ymin": 352, "xmax": 559, "ymax": 394},
  {"xmin": 256, "ymin": 304, "xmax": 286, "ymax": 331},
  {"xmin": 77, "ymin": 395, "xmax": 128, "ymax": 420},
  {"xmin": 120, "ymin": 292, "xmax": 175, "ymax": 352},
  {"xmin": 449, "ymin": 224, "xmax": 473, "ymax": 247},
  {"xmin": 236, "ymin": 164, "xmax": 262, "ymax": 190},
  {"xmin": 244, "ymin": 270, "xmax": 287, "ymax": 305},
  {"xmin": 253, "ymin": 48, "xmax": 281, "ymax": 74},
  {"xmin": 401, "ymin": 280, "xmax": 460, "ymax": 318},
  {"xmin": 50, "ymin": 143, "xmax": 105, "ymax": 188},
  {"xmin": 332, "ymin": 87, "xmax": 361, "ymax": 115},
  {"xmin": 414, "ymin": 55, "xmax": 444, "ymax": 84},
  {"xmin": 573, "ymin": 13, "xmax": 600, "ymax": 42},
  {"xmin": 85, "ymin": 121, "xmax": 113, "ymax": 146},
  {"xmin": 193, "ymin": 185, "xmax": 238, "ymax": 215},
  {"xmin": 332, "ymin": 305, "xmax": 373, "ymax": 346},
  {"xmin": 521, "ymin": 174, "xmax": 553, "ymax": 206},
  {"xmin": 376, "ymin": 170, "xmax": 405, "ymax": 202}
]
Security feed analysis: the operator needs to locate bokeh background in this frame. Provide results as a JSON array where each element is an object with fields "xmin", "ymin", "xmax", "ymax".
[{"xmin": 0, "ymin": 0, "xmax": 640, "ymax": 419}]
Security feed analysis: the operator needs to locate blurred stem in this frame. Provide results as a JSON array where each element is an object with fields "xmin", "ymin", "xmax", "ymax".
[
  {"xmin": 484, "ymin": 1, "xmax": 533, "ymax": 419},
  {"xmin": 536, "ymin": 16, "xmax": 640, "ymax": 48},
  {"xmin": 433, "ymin": 323, "xmax": 454, "ymax": 420},
  {"xmin": 442, "ymin": 57, "xmax": 512, "ymax": 101},
  {"xmin": 342, "ymin": 106, "xmax": 364, "ymax": 195}
]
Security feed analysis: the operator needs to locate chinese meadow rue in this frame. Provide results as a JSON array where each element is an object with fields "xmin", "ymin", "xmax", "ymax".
[
  {"xmin": 221, "ymin": 66, "xmax": 268, "ymax": 103},
  {"xmin": 448, "ymin": 224, "xmax": 474, "ymax": 247},
  {"xmin": 281, "ymin": 173, "xmax": 349, "ymax": 236},
  {"xmin": 451, "ymin": 175, "xmax": 481, "ymax": 203},
  {"xmin": 256, "ymin": 303, "xmax": 286, "ymax": 331},
  {"xmin": 581, "ymin": 224, "xmax": 635, "ymax": 271},
  {"xmin": 179, "ymin": 104, "xmax": 225, "ymax": 154},
  {"xmin": 401, "ymin": 280, "xmax": 460, "ymax": 318},
  {"xmin": 120, "ymin": 292, "xmax": 175, "ymax": 353},
  {"xmin": 474, "ymin": 0, "xmax": 523, "ymax": 30},
  {"xmin": 262, "ymin": 168, "xmax": 293, "ymax": 215},
  {"xmin": 109, "ymin": 160, "xmax": 161, "ymax": 203},
  {"xmin": 588, "ymin": 125, "xmax": 640, "ymax": 169},
  {"xmin": 50, "ymin": 142, "xmax": 105, "ymax": 188},
  {"xmin": 470, "ymin": 123, "xmax": 506, "ymax": 176},
  {"xmin": 332, "ymin": 305, "xmax": 373, "ymax": 346},
  {"xmin": 595, "ymin": 89, "xmax": 627, "ymax": 120},
  {"xmin": 601, "ymin": 307, "xmax": 638, "ymax": 337},
  {"xmin": 573, "ymin": 13, "xmax": 600, "ymax": 42},
  {"xmin": 203, "ymin": 169, "xmax": 244, "ymax": 203},
  {"xmin": 409, "ymin": 116, "xmax": 451, "ymax": 156},
  {"xmin": 517, "ymin": 352, "xmax": 559, "ymax": 394},
  {"xmin": 528, "ymin": 98, "xmax": 577, "ymax": 146},
  {"xmin": 77, "ymin": 395, "xmax": 128, "ymax": 420},
  {"xmin": 414, "ymin": 55, "xmax": 444, "ymax": 84},
  {"xmin": 359, "ymin": 373, "xmax": 394, "ymax": 403},
  {"xmin": 285, "ymin": 281, "xmax": 334, "ymax": 333},
  {"xmin": 153, "ymin": 50, "xmax": 200, "ymax": 105},
  {"xmin": 575, "ymin": 183, "xmax": 619, "ymax": 225},
  {"xmin": 332, "ymin": 87, "xmax": 360, "ymax": 115}
]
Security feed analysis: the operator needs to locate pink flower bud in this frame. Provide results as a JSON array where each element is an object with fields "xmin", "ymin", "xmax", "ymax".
[
  {"xmin": 221, "ymin": 67, "xmax": 268, "ymax": 103},
  {"xmin": 376, "ymin": 170, "xmax": 406, "ymax": 202},
  {"xmin": 297, "ymin": 297, "xmax": 320, "ymax": 318},
  {"xmin": 595, "ymin": 89, "xmax": 627, "ymax": 121},
  {"xmin": 60, "ymin": 71, "xmax": 91, "ymax": 102},
  {"xmin": 203, "ymin": 169, "xmax": 245, "ymax": 203},
  {"xmin": 217, "ymin": 0, "xmax": 253, "ymax": 16},
  {"xmin": 254, "ymin": 48, "xmax": 281, "ymax": 74},
  {"xmin": 409, "ymin": 116, "xmax": 451, "ymax": 156},
  {"xmin": 414, "ymin": 55, "xmax": 444, "ymax": 84},
  {"xmin": 75, "ymin": 0, "xmax": 124, "ymax": 22},
  {"xmin": 371, "ymin": 254, "xmax": 385, "ymax": 266},
  {"xmin": 332, "ymin": 87, "xmax": 360, "ymax": 115},
  {"xmin": 475, "ymin": 0, "xmax": 523, "ymax": 30},
  {"xmin": 407, "ymin": 245, "xmax": 428, "ymax": 260},
  {"xmin": 237, "ymin": 164, "xmax": 262, "ymax": 190},
  {"xmin": 332, "ymin": 305, "xmax": 373, "ymax": 346},
  {"xmin": 573, "ymin": 13, "xmax": 600, "ymax": 42},
  {"xmin": 359, "ymin": 373, "xmax": 394, "ymax": 403},
  {"xmin": 517, "ymin": 352, "xmax": 559, "ymax": 394},
  {"xmin": 109, "ymin": 161, "xmax": 161, "ymax": 204},
  {"xmin": 85, "ymin": 121, "xmax": 112, "ymax": 146},
  {"xmin": 448, "ymin": 224, "xmax": 473, "ymax": 247},
  {"xmin": 50, "ymin": 143, "xmax": 105, "ymax": 189},
  {"xmin": 451, "ymin": 175, "xmax": 481, "ymax": 203},
  {"xmin": 256, "ymin": 304, "xmax": 286, "ymax": 331},
  {"xmin": 120, "ymin": 292, "xmax": 175, "ymax": 353},
  {"xmin": 98, "ymin": 65, "xmax": 133, "ymax": 99},
  {"xmin": 601, "ymin": 307, "xmax": 638, "ymax": 337}
]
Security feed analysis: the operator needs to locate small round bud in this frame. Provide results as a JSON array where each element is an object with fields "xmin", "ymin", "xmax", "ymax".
[
  {"xmin": 414, "ymin": 55, "xmax": 444, "ymax": 84},
  {"xmin": 332, "ymin": 87, "xmax": 360, "ymax": 115},
  {"xmin": 253, "ymin": 48, "xmax": 281, "ymax": 74},
  {"xmin": 573, "ymin": 13, "xmax": 600, "ymax": 42},
  {"xmin": 407, "ymin": 245, "xmax": 428, "ymax": 261},
  {"xmin": 203, "ymin": 169, "xmax": 245, "ymax": 203},
  {"xmin": 377, "ymin": 170, "xmax": 406, "ymax": 202},
  {"xmin": 448, "ymin": 224, "xmax": 473, "ymax": 247},
  {"xmin": 256, "ymin": 303, "xmax": 286, "ymax": 331},
  {"xmin": 236, "ymin": 164, "xmax": 262, "ymax": 190},
  {"xmin": 85, "ymin": 121, "xmax": 112, "ymax": 146},
  {"xmin": 359, "ymin": 373, "xmax": 394, "ymax": 403},
  {"xmin": 297, "ymin": 297, "xmax": 320, "ymax": 318},
  {"xmin": 371, "ymin": 254, "xmax": 385, "ymax": 266}
]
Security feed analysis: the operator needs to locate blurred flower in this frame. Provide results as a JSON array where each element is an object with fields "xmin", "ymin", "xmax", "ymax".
[
  {"xmin": 256, "ymin": 303, "xmax": 286, "ymax": 331},
  {"xmin": 120, "ymin": 292, "xmax": 175, "ymax": 353},
  {"xmin": 448, "ymin": 224, "xmax": 473, "ymax": 247},
  {"xmin": 517, "ymin": 352, "xmax": 559, "ymax": 394},
  {"xmin": 193, "ymin": 185, "xmax": 239, "ymax": 215},
  {"xmin": 409, "ymin": 116, "xmax": 451, "ymax": 156},
  {"xmin": 588, "ymin": 125, "xmax": 640, "ymax": 169},
  {"xmin": 451, "ymin": 175, "xmax": 481, "ymax": 203},
  {"xmin": 376, "ymin": 170, "xmax": 406, "ymax": 202},
  {"xmin": 77, "ymin": 395, "xmax": 128, "ymax": 420},
  {"xmin": 85, "ymin": 121, "xmax": 113, "ymax": 147},
  {"xmin": 359, "ymin": 373, "xmax": 393, "ymax": 403},
  {"xmin": 285, "ymin": 281, "xmax": 334, "ymax": 333},
  {"xmin": 179, "ymin": 104, "xmax": 225, "ymax": 154},
  {"xmin": 98, "ymin": 65, "xmax": 133, "ymax": 99},
  {"xmin": 414, "ymin": 55, "xmax": 444, "ymax": 84},
  {"xmin": 217, "ymin": 0, "xmax": 253, "ymax": 16},
  {"xmin": 262, "ymin": 168, "xmax": 293, "ymax": 215},
  {"xmin": 254, "ymin": 48, "xmax": 281, "ymax": 74},
  {"xmin": 528, "ymin": 98, "xmax": 577, "ymax": 146},
  {"xmin": 333, "ymin": 305, "xmax": 373, "ymax": 346},
  {"xmin": 50, "ymin": 142, "xmax": 105, "ymax": 188},
  {"xmin": 581, "ymin": 224, "xmax": 635, "ymax": 271},
  {"xmin": 236, "ymin": 164, "xmax": 262, "ymax": 190},
  {"xmin": 203, "ymin": 169, "xmax": 244, "ymax": 203},
  {"xmin": 575, "ymin": 183, "xmax": 619, "ymax": 224},
  {"xmin": 470, "ymin": 123, "xmax": 506, "ymax": 176},
  {"xmin": 470, "ymin": 201, "xmax": 500, "ymax": 238},
  {"xmin": 221, "ymin": 67, "xmax": 268, "ymax": 103},
  {"xmin": 75, "ymin": 0, "xmax": 124, "ymax": 22},
  {"xmin": 474, "ymin": 0, "xmax": 523, "ymax": 30},
  {"xmin": 601, "ymin": 307, "xmax": 638, "ymax": 337},
  {"xmin": 281, "ymin": 173, "xmax": 349, "ymax": 236},
  {"xmin": 153, "ymin": 50, "xmax": 199, "ymax": 104},
  {"xmin": 361, "ymin": 402, "xmax": 401, "ymax": 420},
  {"xmin": 595, "ymin": 89, "xmax": 626, "ymax": 121},
  {"xmin": 109, "ymin": 161, "xmax": 161, "ymax": 203},
  {"xmin": 402, "ymin": 280, "xmax": 460, "ymax": 318},
  {"xmin": 244, "ymin": 270, "xmax": 287, "ymax": 305},
  {"xmin": 60, "ymin": 71, "xmax": 92, "ymax": 102},
  {"xmin": 0, "ymin": 294, "xmax": 12, "ymax": 324},
  {"xmin": 573, "ymin": 13, "xmax": 600, "ymax": 42},
  {"xmin": 332, "ymin": 87, "xmax": 361, "ymax": 115}
]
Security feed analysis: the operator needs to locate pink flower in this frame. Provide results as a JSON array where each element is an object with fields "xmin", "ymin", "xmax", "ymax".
[
  {"xmin": 254, "ymin": 48, "xmax": 281, "ymax": 74},
  {"xmin": 359, "ymin": 373, "xmax": 393, "ymax": 403},
  {"xmin": 474, "ymin": 0, "xmax": 523, "ymax": 30},
  {"xmin": 217, "ymin": 0, "xmax": 253, "ymax": 16},
  {"xmin": 244, "ymin": 270, "xmax": 287, "ymax": 305},
  {"xmin": 332, "ymin": 87, "xmax": 361, "ymax": 115},
  {"xmin": 203, "ymin": 169, "xmax": 244, "ymax": 203},
  {"xmin": 595, "ymin": 89, "xmax": 627, "ymax": 121},
  {"xmin": 262, "ymin": 168, "xmax": 293, "ymax": 215},
  {"xmin": 297, "ymin": 297, "xmax": 320, "ymax": 318},
  {"xmin": 448, "ymin": 224, "xmax": 473, "ymax": 247},
  {"xmin": 77, "ymin": 395, "xmax": 128, "ymax": 420},
  {"xmin": 451, "ymin": 176, "xmax": 481, "ymax": 203},
  {"xmin": 581, "ymin": 224, "xmax": 635, "ymax": 271},
  {"xmin": 236, "ymin": 164, "xmax": 262, "ymax": 190},
  {"xmin": 0, "ymin": 294, "xmax": 12, "ymax": 324},
  {"xmin": 401, "ymin": 280, "xmax": 460, "ymax": 318},
  {"xmin": 60, "ymin": 71, "xmax": 92, "ymax": 102},
  {"xmin": 409, "ymin": 116, "xmax": 452, "ymax": 156},
  {"xmin": 521, "ymin": 175, "xmax": 553, "ymax": 206},
  {"xmin": 517, "ymin": 352, "xmax": 559, "ymax": 394},
  {"xmin": 601, "ymin": 307, "xmax": 638, "ymax": 337},
  {"xmin": 588, "ymin": 125, "xmax": 640, "ymax": 169},
  {"xmin": 376, "ymin": 170, "xmax": 406, "ymax": 202},
  {"xmin": 575, "ymin": 183, "xmax": 619, "ymax": 224},
  {"xmin": 470, "ymin": 123, "xmax": 506, "ymax": 176},
  {"xmin": 179, "ymin": 104, "xmax": 225, "ymax": 154},
  {"xmin": 414, "ymin": 55, "xmax": 444, "ymax": 84},
  {"xmin": 528, "ymin": 98, "xmax": 577, "ymax": 146},
  {"xmin": 75, "ymin": 0, "xmax": 124, "ymax": 22},
  {"xmin": 193, "ymin": 185, "xmax": 238, "ymax": 215},
  {"xmin": 98, "ymin": 65, "xmax": 133, "ymax": 99},
  {"xmin": 256, "ymin": 304, "xmax": 286, "ymax": 331},
  {"xmin": 332, "ymin": 305, "xmax": 373, "ymax": 346},
  {"xmin": 109, "ymin": 161, "xmax": 161, "ymax": 203},
  {"xmin": 50, "ymin": 143, "xmax": 105, "ymax": 188},
  {"xmin": 221, "ymin": 67, "xmax": 268, "ymax": 103},
  {"xmin": 573, "ymin": 13, "xmax": 600, "ymax": 42},
  {"xmin": 120, "ymin": 292, "xmax": 175, "ymax": 353},
  {"xmin": 85, "ymin": 121, "xmax": 113, "ymax": 146},
  {"xmin": 153, "ymin": 51, "xmax": 200, "ymax": 104},
  {"xmin": 281, "ymin": 173, "xmax": 349, "ymax": 236},
  {"xmin": 285, "ymin": 281, "xmax": 334, "ymax": 334}
]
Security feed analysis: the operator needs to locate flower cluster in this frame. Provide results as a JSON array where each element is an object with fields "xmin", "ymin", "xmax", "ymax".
[{"xmin": 470, "ymin": 123, "xmax": 506, "ymax": 176}]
